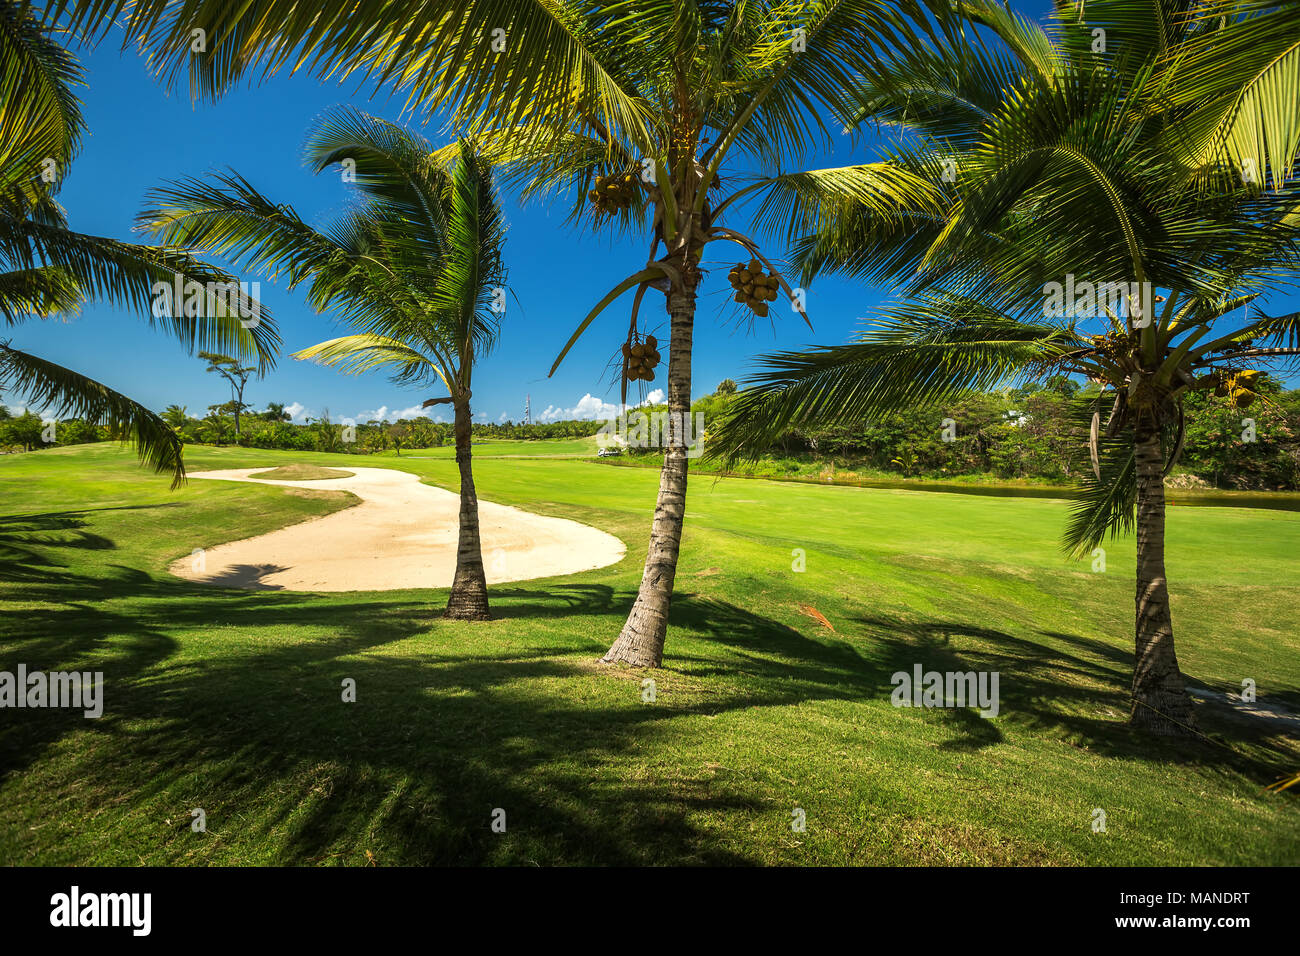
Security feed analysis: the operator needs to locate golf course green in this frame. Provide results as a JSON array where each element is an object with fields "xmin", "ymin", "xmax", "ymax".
[{"xmin": 1, "ymin": 441, "xmax": 1297, "ymax": 865}]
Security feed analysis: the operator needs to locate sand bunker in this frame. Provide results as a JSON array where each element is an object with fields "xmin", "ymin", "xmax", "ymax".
[{"xmin": 170, "ymin": 466, "xmax": 626, "ymax": 591}]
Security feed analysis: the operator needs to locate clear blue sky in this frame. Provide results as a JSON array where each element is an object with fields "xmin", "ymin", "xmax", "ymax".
[{"xmin": 10, "ymin": 2, "xmax": 1293, "ymax": 426}]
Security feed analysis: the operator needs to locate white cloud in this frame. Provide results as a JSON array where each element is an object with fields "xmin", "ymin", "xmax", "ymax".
[
  {"xmin": 356, "ymin": 404, "xmax": 429, "ymax": 423},
  {"xmin": 537, "ymin": 389, "xmax": 667, "ymax": 423},
  {"xmin": 7, "ymin": 402, "xmax": 62, "ymax": 418},
  {"xmin": 283, "ymin": 401, "xmax": 309, "ymax": 422},
  {"xmin": 498, "ymin": 412, "xmax": 509, "ymax": 423}
]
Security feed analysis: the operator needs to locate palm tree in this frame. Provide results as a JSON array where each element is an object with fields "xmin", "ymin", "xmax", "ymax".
[
  {"xmin": 161, "ymin": 404, "xmax": 189, "ymax": 429},
  {"xmin": 51, "ymin": 0, "xmax": 949, "ymax": 666},
  {"xmin": 0, "ymin": 0, "xmax": 275, "ymax": 485},
  {"xmin": 138, "ymin": 112, "xmax": 507, "ymax": 619},
  {"xmin": 711, "ymin": 1, "xmax": 1300, "ymax": 734}
]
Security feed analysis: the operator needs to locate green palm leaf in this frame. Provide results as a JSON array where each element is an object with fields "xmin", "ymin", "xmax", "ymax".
[
  {"xmin": 711, "ymin": 293, "xmax": 1072, "ymax": 465},
  {"xmin": 0, "ymin": 265, "xmax": 82, "ymax": 323},
  {"xmin": 1162, "ymin": 1, "xmax": 1300, "ymax": 191},
  {"xmin": 0, "ymin": 342, "xmax": 185, "ymax": 486}
]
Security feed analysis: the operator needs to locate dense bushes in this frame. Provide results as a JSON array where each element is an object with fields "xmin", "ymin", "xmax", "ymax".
[
  {"xmin": 0, "ymin": 403, "xmax": 606, "ymax": 457},
  {"xmin": 690, "ymin": 378, "xmax": 1299, "ymax": 491},
  {"xmin": 5, "ymin": 381, "xmax": 1297, "ymax": 489}
]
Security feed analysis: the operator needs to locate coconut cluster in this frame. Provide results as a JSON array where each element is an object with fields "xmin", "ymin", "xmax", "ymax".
[
  {"xmin": 623, "ymin": 335, "xmax": 661, "ymax": 382},
  {"xmin": 729, "ymin": 259, "xmax": 780, "ymax": 317},
  {"xmin": 1089, "ymin": 330, "xmax": 1137, "ymax": 358},
  {"xmin": 1214, "ymin": 369, "xmax": 1260, "ymax": 408},
  {"xmin": 588, "ymin": 172, "xmax": 639, "ymax": 214}
]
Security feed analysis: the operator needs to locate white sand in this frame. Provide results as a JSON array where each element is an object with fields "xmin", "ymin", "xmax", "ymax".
[{"xmin": 169, "ymin": 466, "xmax": 626, "ymax": 592}]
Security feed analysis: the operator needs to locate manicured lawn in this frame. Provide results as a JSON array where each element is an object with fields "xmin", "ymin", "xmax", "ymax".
[
  {"xmin": 396, "ymin": 436, "xmax": 602, "ymax": 458},
  {"xmin": 1, "ymin": 442, "xmax": 1297, "ymax": 865}
]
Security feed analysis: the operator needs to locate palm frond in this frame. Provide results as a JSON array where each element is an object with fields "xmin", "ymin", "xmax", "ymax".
[
  {"xmin": 1062, "ymin": 392, "xmax": 1136, "ymax": 557},
  {"xmin": 0, "ymin": 342, "xmax": 185, "ymax": 486},
  {"xmin": 710, "ymin": 293, "xmax": 1072, "ymax": 465},
  {"xmin": 0, "ymin": 265, "xmax": 82, "ymax": 323},
  {"xmin": 4, "ymin": 216, "xmax": 278, "ymax": 370},
  {"xmin": 1161, "ymin": 0, "xmax": 1300, "ymax": 190},
  {"xmin": 292, "ymin": 333, "xmax": 440, "ymax": 387},
  {"xmin": 0, "ymin": 0, "xmax": 85, "ymax": 201},
  {"xmin": 429, "ymin": 139, "xmax": 507, "ymax": 374},
  {"xmin": 50, "ymin": 0, "xmax": 657, "ymax": 151},
  {"xmin": 749, "ymin": 161, "xmax": 946, "ymax": 246}
]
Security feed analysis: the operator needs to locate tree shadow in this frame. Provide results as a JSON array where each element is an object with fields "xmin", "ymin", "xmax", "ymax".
[
  {"xmin": 4, "ymin": 501, "xmax": 1292, "ymax": 865},
  {"xmin": 485, "ymin": 584, "xmax": 618, "ymax": 620},
  {"xmin": 0, "ymin": 513, "xmax": 788, "ymax": 862},
  {"xmin": 2, "ymin": 592, "xmax": 783, "ymax": 863},
  {"xmin": 187, "ymin": 563, "xmax": 293, "ymax": 589},
  {"xmin": 0, "ymin": 510, "xmax": 128, "ymax": 581},
  {"xmin": 846, "ymin": 613, "xmax": 1298, "ymax": 776}
]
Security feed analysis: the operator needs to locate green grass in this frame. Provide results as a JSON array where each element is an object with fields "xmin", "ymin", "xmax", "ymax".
[
  {"xmin": 604, "ymin": 451, "xmax": 1300, "ymax": 509},
  {"xmin": 248, "ymin": 465, "xmax": 355, "ymax": 481},
  {"xmin": 396, "ymin": 435, "xmax": 602, "ymax": 458},
  {"xmin": 1, "ymin": 442, "xmax": 1298, "ymax": 865}
]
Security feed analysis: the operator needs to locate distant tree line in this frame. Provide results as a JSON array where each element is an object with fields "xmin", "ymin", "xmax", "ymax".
[
  {"xmin": 4, "ymin": 379, "xmax": 1296, "ymax": 490},
  {"xmin": 0, "ymin": 402, "xmax": 606, "ymax": 457},
  {"xmin": 692, "ymin": 377, "xmax": 1300, "ymax": 491}
]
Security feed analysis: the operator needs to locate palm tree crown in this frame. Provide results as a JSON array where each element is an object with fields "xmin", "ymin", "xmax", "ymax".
[
  {"xmin": 711, "ymin": 0, "xmax": 1300, "ymax": 733},
  {"xmin": 0, "ymin": 0, "xmax": 276, "ymax": 485},
  {"xmin": 139, "ymin": 110, "xmax": 508, "ymax": 617}
]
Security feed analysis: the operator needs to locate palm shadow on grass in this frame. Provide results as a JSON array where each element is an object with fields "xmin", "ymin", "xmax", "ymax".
[
  {"xmin": 846, "ymin": 614, "xmax": 1297, "ymax": 779},
  {"xmin": 0, "ymin": 525, "xmax": 806, "ymax": 863},
  {"xmin": 2, "ymin": 504, "xmax": 1291, "ymax": 864},
  {"xmin": 3, "ymin": 541, "xmax": 1010, "ymax": 864},
  {"xmin": 0, "ymin": 507, "xmax": 177, "ymax": 581},
  {"xmin": 4, "ymin": 585, "xmax": 773, "ymax": 863}
]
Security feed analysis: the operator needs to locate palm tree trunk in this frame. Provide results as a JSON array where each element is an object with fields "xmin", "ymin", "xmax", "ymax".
[
  {"xmin": 1130, "ymin": 418, "xmax": 1194, "ymax": 734},
  {"xmin": 602, "ymin": 285, "xmax": 695, "ymax": 666},
  {"xmin": 446, "ymin": 398, "xmax": 490, "ymax": 620}
]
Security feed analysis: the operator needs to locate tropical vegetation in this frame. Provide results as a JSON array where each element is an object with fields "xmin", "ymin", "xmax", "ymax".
[
  {"xmin": 139, "ymin": 115, "xmax": 509, "ymax": 619},
  {"xmin": 712, "ymin": 0, "xmax": 1300, "ymax": 733},
  {"xmin": 0, "ymin": 0, "xmax": 275, "ymax": 485}
]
